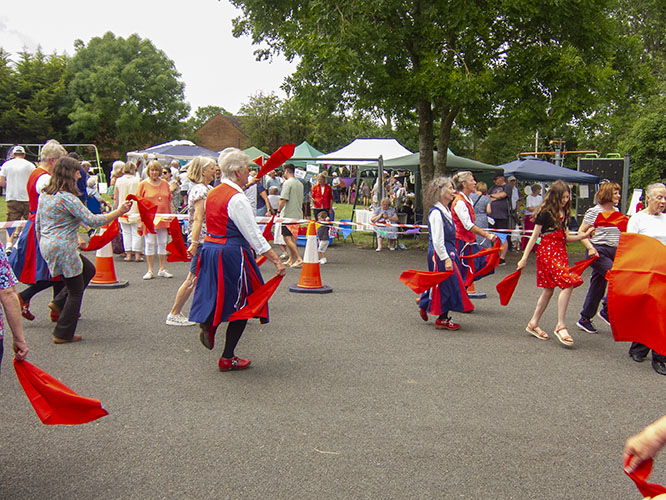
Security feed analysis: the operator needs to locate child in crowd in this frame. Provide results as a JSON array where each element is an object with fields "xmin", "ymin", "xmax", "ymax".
[{"xmin": 317, "ymin": 210, "xmax": 330, "ymax": 264}]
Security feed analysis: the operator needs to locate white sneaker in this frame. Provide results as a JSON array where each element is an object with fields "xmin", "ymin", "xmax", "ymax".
[
  {"xmin": 319, "ymin": 258, "xmax": 327, "ymax": 264},
  {"xmin": 142, "ymin": 271, "xmax": 154, "ymax": 280},
  {"xmin": 157, "ymin": 269, "xmax": 173, "ymax": 278},
  {"xmin": 166, "ymin": 313, "xmax": 196, "ymax": 326}
]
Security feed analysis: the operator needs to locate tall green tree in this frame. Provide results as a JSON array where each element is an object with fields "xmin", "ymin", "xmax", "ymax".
[
  {"xmin": 187, "ymin": 105, "xmax": 231, "ymax": 132},
  {"xmin": 231, "ymin": 0, "xmax": 636, "ymax": 185},
  {"xmin": 67, "ymin": 32, "xmax": 190, "ymax": 156}
]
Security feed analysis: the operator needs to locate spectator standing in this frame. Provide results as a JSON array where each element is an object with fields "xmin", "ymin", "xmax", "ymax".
[
  {"xmin": 317, "ymin": 210, "xmax": 330, "ymax": 264},
  {"xmin": 470, "ymin": 182, "xmax": 492, "ymax": 248},
  {"xmin": 311, "ymin": 172, "xmax": 333, "ymax": 220},
  {"xmin": 0, "ymin": 146, "xmax": 34, "ymax": 252},
  {"xmin": 113, "ymin": 162, "xmax": 143, "ymax": 262},
  {"xmin": 278, "ymin": 164, "xmax": 304, "ymax": 268},
  {"xmin": 488, "ymin": 174, "xmax": 513, "ymax": 264},
  {"xmin": 522, "ymin": 184, "xmax": 543, "ymax": 250}
]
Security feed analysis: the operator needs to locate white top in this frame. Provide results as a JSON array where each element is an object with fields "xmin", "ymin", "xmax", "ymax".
[
  {"xmin": 526, "ymin": 194, "xmax": 543, "ymax": 210},
  {"xmin": 244, "ymin": 184, "xmax": 258, "ymax": 215},
  {"xmin": 453, "ymin": 192, "xmax": 475, "ymax": 231},
  {"xmin": 222, "ymin": 179, "xmax": 271, "ymax": 255},
  {"xmin": 35, "ymin": 172, "xmax": 51, "ymax": 194},
  {"xmin": 114, "ymin": 174, "xmax": 141, "ymax": 222},
  {"xmin": 511, "ymin": 186, "xmax": 519, "ymax": 210},
  {"xmin": 627, "ymin": 210, "xmax": 666, "ymax": 246},
  {"xmin": 0, "ymin": 158, "xmax": 35, "ymax": 201},
  {"xmin": 429, "ymin": 202, "xmax": 452, "ymax": 261}
]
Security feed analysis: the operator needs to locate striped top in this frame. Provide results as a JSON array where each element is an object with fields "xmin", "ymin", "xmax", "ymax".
[{"xmin": 583, "ymin": 205, "xmax": 621, "ymax": 247}]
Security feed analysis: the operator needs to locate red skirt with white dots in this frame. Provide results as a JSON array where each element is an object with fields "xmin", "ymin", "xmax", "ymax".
[{"xmin": 535, "ymin": 229, "xmax": 583, "ymax": 289}]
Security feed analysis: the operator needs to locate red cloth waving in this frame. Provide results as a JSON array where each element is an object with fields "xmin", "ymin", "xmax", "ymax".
[
  {"xmin": 471, "ymin": 239, "xmax": 502, "ymax": 279},
  {"xmin": 14, "ymin": 359, "xmax": 108, "ymax": 425},
  {"xmin": 229, "ymin": 274, "xmax": 284, "ymax": 321},
  {"xmin": 166, "ymin": 217, "xmax": 189, "ymax": 262},
  {"xmin": 83, "ymin": 219, "xmax": 119, "ymax": 252},
  {"xmin": 256, "ymin": 144, "xmax": 295, "ymax": 179},
  {"xmin": 126, "ymin": 194, "xmax": 157, "ymax": 234},
  {"xmin": 496, "ymin": 270, "xmax": 522, "ymax": 306},
  {"xmin": 568, "ymin": 255, "xmax": 598, "ymax": 276},
  {"xmin": 607, "ymin": 233, "xmax": 666, "ymax": 354},
  {"xmin": 594, "ymin": 211, "xmax": 629, "ymax": 232},
  {"xmin": 399, "ymin": 270, "xmax": 454, "ymax": 294},
  {"xmin": 262, "ymin": 214, "xmax": 276, "ymax": 242},
  {"xmin": 624, "ymin": 455, "xmax": 666, "ymax": 498}
]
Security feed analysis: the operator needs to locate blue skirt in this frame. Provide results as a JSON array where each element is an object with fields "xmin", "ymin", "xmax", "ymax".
[
  {"xmin": 419, "ymin": 245, "xmax": 473, "ymax": 316},
  {"xmin": 456, "ymin": 239, "xmax": 494, "ymax": 286},
  {"xmin": 8, "ymin": 219, "xmax": 54, "ymax": 284},
  {"xmin": 189, "ymin": 240, "xmax": 267, "ymax": 326}
]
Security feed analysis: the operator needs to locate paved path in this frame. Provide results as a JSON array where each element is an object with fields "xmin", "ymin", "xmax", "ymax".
[{"xmin": 0, "ymin": 244, "xmax": 661, "ymax": 499}]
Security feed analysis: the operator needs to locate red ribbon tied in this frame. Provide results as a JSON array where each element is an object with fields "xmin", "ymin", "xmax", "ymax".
[{"xmin": 14, "ymin": 359, "xmax": 109, "ymax": 425}]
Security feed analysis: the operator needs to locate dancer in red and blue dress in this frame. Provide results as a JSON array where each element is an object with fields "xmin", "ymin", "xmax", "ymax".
[
  {"xmin": 418, "ymin": 177, "xmax": 474, "ymax": 330},
  {"xmin": 9, "ymin": 140, "xmax": 67, "ymax": 321},
  {"xmin": 451, "ymin": 171, "xmax": 498, "ymax": 299},
  {"xmin": 189, "ymin": 148, "xmax": 285, "ymax": 371},
  {"xmin": 517, "ymin": 180, "xmax": 595, "ymax": 346}
]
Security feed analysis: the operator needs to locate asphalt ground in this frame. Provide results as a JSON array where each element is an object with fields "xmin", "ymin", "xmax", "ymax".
[{"xmin": 0, "ymin": 241, "xmax": 663, "ymax": 500}]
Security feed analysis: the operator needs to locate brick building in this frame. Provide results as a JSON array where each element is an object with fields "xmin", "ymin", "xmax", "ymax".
[{"xmin": 195, "ymin": 114, "xmax": 248, "ymax": 152}]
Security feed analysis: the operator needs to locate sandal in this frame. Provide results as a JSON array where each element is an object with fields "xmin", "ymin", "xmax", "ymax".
[
  {"xmin": 554, "ymin": 326, "xmax": 574, "ymax": 346},
  {"xmin": 526, "ymin": 324, "xmax": 549, "ymax": 340},
  {"xmin": 289, "ymin": 260, "xmax": 303, "ymax": 268}
]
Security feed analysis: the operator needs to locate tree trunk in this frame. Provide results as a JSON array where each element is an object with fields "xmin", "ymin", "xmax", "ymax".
[
  {"xmin": 436, "ymin": 103, "xmax": 461, "ymax": 177},
  {"xmin": 417, "ymin": 98, "xmax": 434, "ymax": 186}
]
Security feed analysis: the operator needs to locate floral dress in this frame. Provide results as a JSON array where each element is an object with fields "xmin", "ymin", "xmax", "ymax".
[
  {"xmin": 534, "ymin": 211, "xmax": 583, "ymax": 289},
  {"xmin": 35, "ymin": 192, "xmax": 107, "ymax": 278}
]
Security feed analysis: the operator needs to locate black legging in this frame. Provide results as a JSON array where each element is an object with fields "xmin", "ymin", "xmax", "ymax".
[
  {"xmin": 222, "ymin": 320, "xmax": 248, "ymax": 359},
  {"xmin": 19, "ymin": 280, "xmax": 65, "ymax": 304},
  {"xmin": 53, "ymin": 255, "xmax": 96, "ymax": 340}
]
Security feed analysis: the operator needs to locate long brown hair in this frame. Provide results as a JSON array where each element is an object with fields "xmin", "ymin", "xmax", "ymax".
[
  {"xmin": 43, "ymin": 157, "xmax": 81, "ymax": 196},
  {"xmin": 532, "ymin": 180, "xmax": 570, "ymax": 229}
]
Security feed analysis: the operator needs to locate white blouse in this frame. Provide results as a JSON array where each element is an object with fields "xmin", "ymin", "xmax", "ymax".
[{"xmin": 429, "ymin": 202, "xmax": 453, "ymax": 261}]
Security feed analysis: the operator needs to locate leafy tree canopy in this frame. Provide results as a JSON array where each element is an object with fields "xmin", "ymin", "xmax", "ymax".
[{"xmin": 67, "ymin": 32, "xmax": 190, "ymax": 157}]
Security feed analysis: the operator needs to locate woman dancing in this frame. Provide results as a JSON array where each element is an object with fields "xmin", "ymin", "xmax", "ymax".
[
  {"xmin": 189, "ymin": 148, "xmax": 285, "ymax": 371},
  {"xmin": 418, "ymin": 177, "xmax": 473, "ymax": 330},
  {"xmin": 517, "ymin": 180, "xmax": 594, "ymax": 346}
]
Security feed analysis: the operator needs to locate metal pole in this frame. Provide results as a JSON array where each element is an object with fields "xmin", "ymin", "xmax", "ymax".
[
  {"xmin": 378, "ymin": 155, "xmax": 384, "ymax": 203},
  {"xmin": 622, "ymin": 155, "xmax": 630, "ymax": 214}
]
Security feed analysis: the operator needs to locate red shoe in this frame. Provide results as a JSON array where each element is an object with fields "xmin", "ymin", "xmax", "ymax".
[
  {"xmin": 419, "ymin": 307, "xmax": 428, "ymax": 322},
  {"xmin": 435, "ymin": 317, "xmax": 461, "ymax": 331},
  {"xmin": 218, "ymin": 356, "xmax": 251, "ymax": 371},
  {"xmin": 18, "ymin": 296, "xmax": 35, "ymax": 321},
  {"xmin": 199, "ymin": 323, "xmax": 216, "ymax": 350}
]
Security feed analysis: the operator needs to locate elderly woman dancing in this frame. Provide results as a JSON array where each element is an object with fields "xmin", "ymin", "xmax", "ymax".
[
  {"xmin": 625, "ymin": 183, "xmax": 666, "ymax": 374},
  {"xmin": 418, "ymin": 177, "xmax": 473, "ymax": 331},
  {"xmin": 189, "ymin": 148, "xmax": 285, "ymax": 371},
  {"xmin": 36, "ymin": 157, "xmax": 131, "ymax": 343}
]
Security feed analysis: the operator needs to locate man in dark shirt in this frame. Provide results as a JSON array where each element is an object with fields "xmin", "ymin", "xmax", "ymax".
[{"xmin": 488, "ymin": 174, "xmax": 512, "ymax": 264}]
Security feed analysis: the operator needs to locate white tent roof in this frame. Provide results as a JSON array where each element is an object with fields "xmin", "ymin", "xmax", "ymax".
[{"xmin": 316, "ymin": 138, "xmax": 412, "ymax": 165}]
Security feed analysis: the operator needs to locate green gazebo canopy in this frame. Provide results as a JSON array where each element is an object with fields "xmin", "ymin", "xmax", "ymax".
[{"xmin": 290, "ymin": 141, "xmax": 325, "ymax": 168}]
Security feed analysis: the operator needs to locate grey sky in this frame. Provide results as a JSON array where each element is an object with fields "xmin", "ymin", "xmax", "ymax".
[{"xmin": 1, "ymin": 0, "xmax": 297, "ymax": 115}]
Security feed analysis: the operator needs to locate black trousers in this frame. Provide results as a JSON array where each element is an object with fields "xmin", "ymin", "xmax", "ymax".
[
  {"xmin": 629, "ymin": 342, "xmax": 666, "ymax": 363},
  {"xmin": 53, "ymin": 255, "xmax": 96, "ymax": 340}
]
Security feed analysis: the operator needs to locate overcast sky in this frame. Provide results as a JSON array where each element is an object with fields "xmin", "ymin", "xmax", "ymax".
[{"xmin": 0, "ymin": 0, "xmax": 298, "ymax": 115}]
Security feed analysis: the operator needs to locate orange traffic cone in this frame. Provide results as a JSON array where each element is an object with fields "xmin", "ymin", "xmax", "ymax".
[
  {"xmin": 88, "ymin": 238, "xmax": 129, "ymax": 289},
  {"xmin": 288, "ymin": 221, "xmax": 332, "ymax": 294}
]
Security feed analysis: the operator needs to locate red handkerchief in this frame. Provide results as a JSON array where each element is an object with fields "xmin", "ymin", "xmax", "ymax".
[
  {"xmin": 126, "ymin": 194, "xmax": 157, "ymax": 234},
  {"xmin": 607, "ymin": 233, "xmax": 666, "ymax": 354},
  {"xmin": 568, "ymin": 255, "xmax": 598, "ymax": 276},
  {"xmin": 399, "ymin": 270, "xmax": 454, "ymax": 294},
  {"xmin": 472, "ymin": 238, "xmax": 502, "ymax": 278},
  {"xmin": 624, "ymin": 456, "xmax": 666, "ymax": 498},
  {"xmin": 14, "ymin": 359, "xmax": 108, "ymax": 425},
  {"xmin": 229, "ymin": 274, "xmax": 284, "ymax": 321},
  {"xmin": 256, "ymin": 144, "xmax": 295, "ymax": 179},
  {"xmin": 496, "ymin": 269, "xmax": 522, "ymax": 306},
  {"xmin": 166, "ymin": 217, "xmax": 189, "ymax": 262},
  {"xmin": 594, "ymin": 211, "xmax": 629, "ymax": 232},
  {"xmin": 262, "ymin": 214, "xmax": 276, "ymax": 242},
  {"xmin": 83, "ymin": 219, "xmax": 119, "ymax": 252}
]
